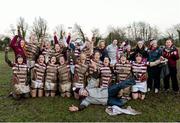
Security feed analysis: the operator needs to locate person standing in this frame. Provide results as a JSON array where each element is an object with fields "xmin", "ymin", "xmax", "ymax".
[
  {"xmin": 147, "ymin": 39, "xmax": 162, "ymax": 93},
  {"xmin": 94, "ymin": 40, "xmax": 109, "ymax": 62},
  {"xmin": 9, "ymin": 26, "xmax": 26, "ymax": 63},
  {"xmin": 106, "ymin": 39, "xmax": 118, "ymax": 66},
  {"xmin": 31, "ymin": 54, "xmax": 46, "ymax": 97},
  {"xmin": 44, "ymin": 56, "xmax": 58, "ymax": 97},
  {"xmin": 131, "ymin": 40, "xmax": 148, "ymax": 62},
  {"xmin": 163, "ymin": 38, "xmax": 179, "ymax": 94},
  {"xmin": 5, "ymin": 47, "xmax": 30, "ymax": 99}
]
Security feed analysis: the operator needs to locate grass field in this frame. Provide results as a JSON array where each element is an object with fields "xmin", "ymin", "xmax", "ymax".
[{"xmin": 0, "ymin": 51, "xmax": 180, "ymax": 122}]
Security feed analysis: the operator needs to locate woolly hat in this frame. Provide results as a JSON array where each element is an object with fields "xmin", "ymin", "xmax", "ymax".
[{"xmin": 137, "ymin": 40, "xmax": 144, "ymax": 44}]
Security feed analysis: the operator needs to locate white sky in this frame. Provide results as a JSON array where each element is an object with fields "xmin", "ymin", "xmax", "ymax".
[{"xmin": 1, "ymin": 0, "xmax": 180, "ymax": 37}]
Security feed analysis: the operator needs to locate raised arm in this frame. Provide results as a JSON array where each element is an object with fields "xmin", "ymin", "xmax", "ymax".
[
  {"xmin": 9, "ymin": 27, "xmax": 21, "ymax": 48},
  {"xmin": 54, "ymin": 32, "xmax": 59, "ymax": 44},
  {"xmin": 66, "ymin": 33, "xmax": 71, "ymax": 45},
  {"xmin": 9, "ymin": 35, "xmax": 18, "ymax": 48},
  {"xmin": 4, "ymin": 47, "xmax": 13, "ymax": 67}
]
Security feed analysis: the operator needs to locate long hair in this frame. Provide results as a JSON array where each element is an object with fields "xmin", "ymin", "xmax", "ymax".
[{"xmin": 97, "ymin": 40, "xmax": 106, "ymax": 49}]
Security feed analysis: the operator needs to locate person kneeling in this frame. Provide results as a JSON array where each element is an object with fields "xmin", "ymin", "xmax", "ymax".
[
  {"xmin": 44, "ymin": 56, "xmax": 58, "ymax": 97},
  {"xmin": 31, "ymin": 54, "xmax": 46, "ymax": 98},
  {"xmin": 5, "ymin": 47, "xmax": 30, "ymax": 100},
  {"xmin": 131, "ymin": 53, "xmax": 164, "ymax": 100}
]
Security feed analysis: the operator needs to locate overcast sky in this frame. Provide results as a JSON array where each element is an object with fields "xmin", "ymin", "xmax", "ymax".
[{"xmin": 1, "ymin": 0, "xmax": 180, "ymax": 37}]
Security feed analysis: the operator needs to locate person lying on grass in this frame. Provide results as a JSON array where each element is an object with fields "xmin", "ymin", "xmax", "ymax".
[{"xmin": 69, "ymin": 76, "xmax": 136, "ymax": 112}]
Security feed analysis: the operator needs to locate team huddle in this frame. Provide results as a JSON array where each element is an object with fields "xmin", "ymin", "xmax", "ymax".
[{"xmin": 4, "ymin": 27, "xmax": 179, "ymax": 111}]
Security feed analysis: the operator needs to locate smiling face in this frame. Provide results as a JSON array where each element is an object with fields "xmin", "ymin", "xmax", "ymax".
[
  {"xmin": 136, "ymin": 56, "xmax": 142, "ymax": 63},
  {"xmin": 30, "ymin": 34, "xmax": 36, "ymax": 43},
  {"xmin": 50, "ymin": 56, "xmax": 56, "ymax": 64},
  {"xmin": 94, "ymin": 52, "xmax": 100, "ymax": 62},
  {"xmin": 20, "ymin": 40, "xmax": 25, "ymax": 48},
  {"xmin": 166, "ymin": 39, "xmax": 173, "ymax": 48},
  {"xmin": 45, "ymin": 41, "xmax": 51, "ymax": 49},
  {"xmin": 152, "ymin": 43, "xmax": 157, "ymax": 48},
  {"xmin": 112, "ymin": 39, "xmax": 118, "ymax": 45},
  {"xmin": 80, "ymin": 53, "xmax": 86, "ymax": 64},
  {"xmin": 120, "ymin": 56, "xmax": 127, "ymax": 64},
  {"xmin": 126, "ymin": 45, "xmax": 131, "ymax": 51},
  {"xmin": 59, "ymin": 56, "xmax": 65, "ymax": 65},
  {"xmin": 17, "ymin": 57, "xmax": 23, "ymax": 64},
  {"xmin": 38, "ymin": 55, "xmax": 45, "ymax": 64},
  {"xmin": 103, "ymin": 57, "xmax": 110, "ymax": 66},
  {"xmin": 55, "ymin": 44, "xmax": 61, "ymax": 52},
  {"xmin": 137, "ymin": 43, "xmax": 143, "ymax": 49},
  {"xmin": 99, "ymin": 41, "xmax": 105, "ymax": 49}
]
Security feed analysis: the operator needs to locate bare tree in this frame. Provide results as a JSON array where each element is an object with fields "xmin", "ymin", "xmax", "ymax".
[
  {"xmin": 127, "ymin": 21, "xmax": 160, "ymax": 41},
  {"xmin": 165, "ymin": 24, "xmax": 180, "ymax": 41},
  {"xmin": 173, "ymin": 24, "xmax": 180, "ymax": 42},
  {"xmin": 17, "ymin": 17, "xmax": 28, "ymax": 39},
  {"xmin": 54, "ymin": 24, "xmax": 65, "ymax": 40},
  {"xmin": 165, "ymin": 27, "xmax": 175, "ymax": 38},
  {"xmin": 8, "ymin": 17, "xmax": 28, "ymax": 38},
  {"xmin": 105, "ymin": 26, "xmax": 127, "ymax": 45},
  {"xmin": 9, "ymin": 24, "xmax": 16, "ymax": 36},
  {"xmin": 32, "ymin": 17, "xmax": 48, "ymax": 42}
]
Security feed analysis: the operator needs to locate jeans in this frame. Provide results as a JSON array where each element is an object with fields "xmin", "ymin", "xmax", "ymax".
[
  {"xmin": 147, "ymin": 66, "xmax": 161, "ymax": 90},
  {"xmin": 163, "ymin": 66, "xmax": 179, "ymax": 92},
  {"xmin": 107, "ymin": 78, "xmax": 135, "ymax": 107}
]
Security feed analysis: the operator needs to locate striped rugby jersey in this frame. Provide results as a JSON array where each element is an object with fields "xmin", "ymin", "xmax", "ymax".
[
  {"xmin": 99, "ymin": 65, "xmax": 112, "ymax": 88},
  {"xmin": 131, "ymin": 61, "xmax": 148, "ymax": 83},
  {"xmin": 114, "ymin": 62, "xmax": 132, "ymax": 82}
]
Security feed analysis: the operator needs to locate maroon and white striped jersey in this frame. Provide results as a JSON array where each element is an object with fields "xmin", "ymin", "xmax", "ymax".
[
  {"xmin": 99, "ymin": 65, "xmax": 112, "ymax": 88},
  {"xmin": 12, "ymin": 64, "xmax": 28, "ymax": 84},
  {"xmin": 73, "ymin": 63, "xmax": 89, "ymax": 88},
  {"xmin": 42, "ymin": 49, "xmax": 55, "ymax": 64},
  {"xmin": 54, "ymin": 51, "xmax": 64, "ymax": 62},
  {"xmin": 117, "ymin": 47, "xmax": 124, "ymax": 60},
  {"xmin": 131, "ymin": 61, "xmax": 148, "ymax": 83},
  {"xmin": 89, "ymin": 60, "xmax": 103, "ymax": 76},
  {"xmin": 114, "ymin": 62, "xmax": 132, "ymax": 82},
  {"xmin": 74, "ymin": 48, "xmax": 81, "ymax": 58},
  {"xmin": 25, "ymin": 42, "xmax": 39, "ymax": 60},
  {"xmin": 32, "ymin": 63, "xmax": 46, "ymax": 82},
  {"xmin": 82, "ymin": 47, "xmax": 92, "ymax": 64},
  {"xmin": 58, "ymin": 64, "xmax": 71, "ymax": 84}
]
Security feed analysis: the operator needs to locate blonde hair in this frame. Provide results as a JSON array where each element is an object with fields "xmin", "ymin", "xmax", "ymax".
[{"xmin": 98, "ymin": 40, "xmax": 106, "ymax": 48}]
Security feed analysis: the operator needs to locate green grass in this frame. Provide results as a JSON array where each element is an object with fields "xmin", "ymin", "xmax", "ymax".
[{"xmin": 0, "ymin": 51, "xmax": 180, "ymax": 122}]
